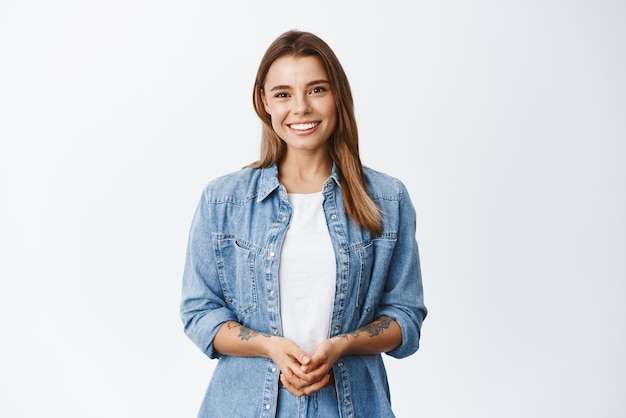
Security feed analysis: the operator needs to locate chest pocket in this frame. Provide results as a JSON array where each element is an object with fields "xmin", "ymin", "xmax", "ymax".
[
  {"xmin": 352, "ymin": 233, "xmax": 398, "ymax": 312},
  {"xmin": 213, "ymin": 235, "xmax": 259, "ymax": 317}
]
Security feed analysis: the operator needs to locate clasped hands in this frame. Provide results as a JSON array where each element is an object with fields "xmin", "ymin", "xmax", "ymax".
[{"xmin": 270, "ymin": 337, "xmax": 342, "ymax": 398}]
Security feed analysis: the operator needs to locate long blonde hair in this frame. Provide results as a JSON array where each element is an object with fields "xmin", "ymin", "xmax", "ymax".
[{"xmin": 248, "ymin": 30, "xmax": 382, "ymax": 235}]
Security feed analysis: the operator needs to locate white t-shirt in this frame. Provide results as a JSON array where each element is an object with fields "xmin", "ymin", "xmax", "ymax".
[{"xmin": 279, "ymin": 192, "xmax": 336, "ymax": 355}]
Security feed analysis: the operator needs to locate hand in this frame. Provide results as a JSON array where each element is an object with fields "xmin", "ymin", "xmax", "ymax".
[
  {"xmin": 265, "ymin": 337, "xmax": 319, "ymax": 391},
  {"xmin": 279, "ymin": 369, "xmax": 332, "ymax": 398},
  {"xmin": 301, "ymin": 337, "xmax": 343, "ymax": 375},
  {"xmin": 279, "ymin": 337, "xmax": 344, "ymax": 397}
]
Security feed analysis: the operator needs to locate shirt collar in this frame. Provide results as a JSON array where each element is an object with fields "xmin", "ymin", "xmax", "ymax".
[{"xmin": 257, "ymin": 163, "xmax": 341, "ymax": 202}]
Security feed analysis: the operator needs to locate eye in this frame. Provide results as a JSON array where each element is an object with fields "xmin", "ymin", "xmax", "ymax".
[
  {"xmin": 274, "ymin": 92, "xmax": 289, "ymax": 98},
  {"xmin": 310, "ymin": 86, "xmax": 327, "ymax": 94}
]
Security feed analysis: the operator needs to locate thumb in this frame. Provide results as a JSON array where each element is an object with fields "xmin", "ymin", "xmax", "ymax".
[{"xmin": 300, "ymin": 353, "xmax": 311, "ymax": 366}]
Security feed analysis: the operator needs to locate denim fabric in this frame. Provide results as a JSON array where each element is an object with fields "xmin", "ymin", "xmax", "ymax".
[
  {"xmin": 181, "ymin": 164, "xmax": 427, "ymax": 418},
  {"xmin": 277, "ymin": 385, "xmax": 339, "ymax": 417}
]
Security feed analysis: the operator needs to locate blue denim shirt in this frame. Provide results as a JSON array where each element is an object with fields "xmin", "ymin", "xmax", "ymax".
[{"xmin": 181, "ymin": 164, "xmax": 427, "ymax": 418}]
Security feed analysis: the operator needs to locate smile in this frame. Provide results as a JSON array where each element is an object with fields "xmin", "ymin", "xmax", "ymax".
[{"xmin": 288, "ymin": 122, "xmax": 320, "ymax": 131}]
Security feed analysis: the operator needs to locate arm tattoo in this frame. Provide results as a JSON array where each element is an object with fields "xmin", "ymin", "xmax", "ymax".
[
  {"xmin": 336, "ymin": 316, "xmax": 395, "ymax": 340},
  {"xmin": 361, "ymin": 316, "xmax": 393, "ymax": 337},
  {"xmin": 225, "ymin": 322, "xmax": 272, "ymax": 341}
]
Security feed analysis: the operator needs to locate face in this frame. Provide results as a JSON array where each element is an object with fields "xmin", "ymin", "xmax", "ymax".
[{"xmin": 261, "ymin": 55, "xmax": 337, "ymax": 157}]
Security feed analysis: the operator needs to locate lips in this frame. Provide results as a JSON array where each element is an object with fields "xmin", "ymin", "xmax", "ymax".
[{"xmin": 288, "ymin": 122, "xmax": 320, "ymax": 131}]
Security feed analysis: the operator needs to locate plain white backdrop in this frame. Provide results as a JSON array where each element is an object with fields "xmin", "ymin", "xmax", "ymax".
[{"xmin": 1, "ymin": 1, "xmax": 625, "ymax": 417}]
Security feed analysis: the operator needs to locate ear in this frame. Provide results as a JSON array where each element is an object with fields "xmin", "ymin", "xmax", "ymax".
[{"xmin": 261, "ymin": 90, "xmax": 271, "ymax": 115}]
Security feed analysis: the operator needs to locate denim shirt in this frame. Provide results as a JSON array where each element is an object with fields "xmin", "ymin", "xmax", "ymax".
[{"xmin": 181, "ymin": 164, "xmax": 427, "ymax": 418}]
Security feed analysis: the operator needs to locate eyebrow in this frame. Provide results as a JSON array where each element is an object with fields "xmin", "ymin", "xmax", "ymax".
[{"xmin": 269, "ymin": 79, "xmax": 330, "ymax": 92}]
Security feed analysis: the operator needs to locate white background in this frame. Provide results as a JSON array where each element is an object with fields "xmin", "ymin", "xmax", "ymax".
[{"xmin": 1, "ymin": 1, "xmax": 625, "ymax": 417}]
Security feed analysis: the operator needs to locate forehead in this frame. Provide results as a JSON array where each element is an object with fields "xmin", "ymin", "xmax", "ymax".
[{"xmin": 264, "ymin": 55, "xmax": 329, "ymax": 87}]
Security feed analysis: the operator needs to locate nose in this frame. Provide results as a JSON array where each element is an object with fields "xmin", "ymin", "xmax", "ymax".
[{"xmin": 293, "ymin": 93, "xmax": 311, "ymax": 115}]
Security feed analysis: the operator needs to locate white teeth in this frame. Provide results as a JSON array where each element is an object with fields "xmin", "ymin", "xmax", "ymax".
[{"xmin": 290, "ymin": 122, "xmax": 318, "ymax": 130}]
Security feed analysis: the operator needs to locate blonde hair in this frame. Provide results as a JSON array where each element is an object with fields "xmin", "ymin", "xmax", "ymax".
[{"xmin": 248, "ymin": 30, "xmax": 382, "ymax": 234}]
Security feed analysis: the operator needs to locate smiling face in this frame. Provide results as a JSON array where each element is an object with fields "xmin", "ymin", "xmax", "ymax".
[{"xmin": 261, "ymin": 55, "xmax": 338, "ymax": 158}]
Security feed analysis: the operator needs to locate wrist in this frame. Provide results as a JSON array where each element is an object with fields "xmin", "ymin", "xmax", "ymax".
[
  {"xmin": 330, "ymin": 333, "xmax": 350, "ymax": 357},
  {"xmin": 259, "ymin": 334, "xmax": 279, "ymax": 359}
]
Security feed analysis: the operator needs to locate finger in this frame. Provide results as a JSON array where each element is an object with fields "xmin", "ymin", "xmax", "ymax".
[
  {"xmin": 284, "ymin": 357, "xmax": 325, "ymax": 383},
  {"xmin": 293, "ymin": 373, "xmax": 332, "ymax": 397},
  {"xmin": 283, "ymin": 365, "xmax": 332, "ymax": 390},
  {"xmin": 282, "ymin": 369, "xmax": 313, "ymax": 389},
  {"xmin": 282, "ymin": 342, "xmax": 310, "ymax": 367},
  {"xmin": 280, "ymin": 373, "xmax": 305, "ymax": 398},
  {"xmin": 282, "ymin": 364, "xmax": 306, "ymax": 384},
  {"xmin": 300, "ymin": 361, "xmax": 330, "ymax": 378}
]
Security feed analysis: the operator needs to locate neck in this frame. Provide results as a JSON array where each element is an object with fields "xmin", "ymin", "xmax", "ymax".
[{"xmin": 278, "ymin": 154, "xmax": 332, "ymax": 194}]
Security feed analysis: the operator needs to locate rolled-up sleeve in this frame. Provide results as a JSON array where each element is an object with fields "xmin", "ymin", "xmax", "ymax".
[
  {"xmin": 376, "ymin": 181, "xmax": 427, "ymax": 359},
  {"xmin": 180, "ymin": 190, "xmax": 237, "ymax": 359}
]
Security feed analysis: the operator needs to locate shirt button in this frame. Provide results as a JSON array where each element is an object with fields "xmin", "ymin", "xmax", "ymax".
[
  {"xmin": 331, "ymin": 214, "xmax": 337, "ymax": 219},
  {"xmin": 339, "ymin": 248, "xmax": 344, "ymax": 253},
  {"xmin": 271, "ymin": 367, "xmax": 277, "ymax": 372},
  {"xmin": 269, "ymin": 290, "xmax": 275, "ymax": 296},
  {"xmin": 272, "ymin": 330, "xmax": 278, "ymax": 335},
  {"xmin": 269, "ymin": 251, "xmax": 275, "ymax": 257},
  {"xmin": 265, "ymin": 403, "xmax": 271, "ymax": 409},
  {"xmin": 338, "ymin": 361, "xmax": 344, "ymax": 367}
]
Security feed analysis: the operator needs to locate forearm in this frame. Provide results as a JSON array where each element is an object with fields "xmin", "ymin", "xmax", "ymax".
[
  {"xmin": 332, "ymin": 316, "xmax": 402, "ymax": 357},
  {"xmin": 213, "ymin": 321, "xmax": 274, "ymax": 358}
]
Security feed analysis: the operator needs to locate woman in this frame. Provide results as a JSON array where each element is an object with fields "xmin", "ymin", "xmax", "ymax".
[{"xmin": 181, "ymin": 30, "xmax": 427, "ymax": 417}]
